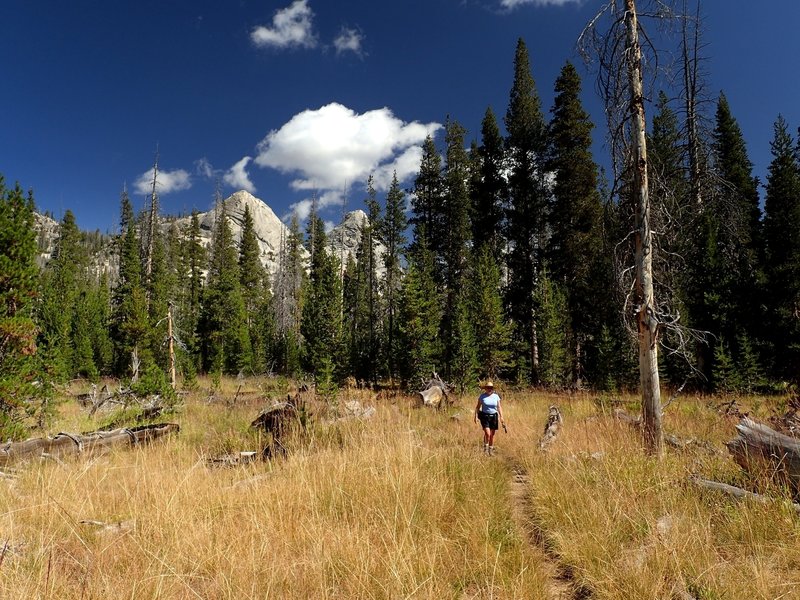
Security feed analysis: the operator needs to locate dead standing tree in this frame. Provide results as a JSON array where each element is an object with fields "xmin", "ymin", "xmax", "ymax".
[{"xmin": 580, "ymin": 0, "xmax": 669, "ymax": 455}]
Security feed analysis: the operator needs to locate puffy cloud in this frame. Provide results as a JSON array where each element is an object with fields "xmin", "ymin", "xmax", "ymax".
[
  {"xmin": 133, "ymin": 167, "xmax": 191, "ymax": 195},
  {"xmin": 500, "ymin": 0, "xmax": 583, "ymax": 7},
  {"xmin": 333, "ymin": 27, "xmax": 364, "ymax": 56},
  {"xmin": 254, "ymin": 103, "xmax": 440, "ymax": 200},
  {"xmin": 223, "ymin": 156, "xmax": 256, "ymax": 193},
  {"xmin": 251, "ymin": 0, "xmax": 316, "ymax": 49},
  {"xmin": 288, "ymin": 189, "xmax": 344, "ymax": 222}
]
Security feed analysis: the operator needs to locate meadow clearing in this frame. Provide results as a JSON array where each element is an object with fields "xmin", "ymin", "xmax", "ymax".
[{"xmin": 1, "ymin": 378, "xmax": 798, "ymax": 599}]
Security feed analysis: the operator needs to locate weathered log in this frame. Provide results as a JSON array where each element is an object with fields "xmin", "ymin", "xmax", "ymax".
[
  {"xmin": 251, "ymin": 396, "xmax": 306, "ymax": 458},
  {"xmin": 726, "ymin": 417, "xmax": 800, "ymax": 493},
  {"xmin": 0, "ymin": 423, "xmax": 180, "ymax": 467},
  {"xmin": 417, "ymin": 372, "xmax": 452, "ymax": 409},
  {"xmin": 539, "ymin": 405, "xmax": 563, "ymax": 450},
  {"xmin": 689, "ymin": 476, "xmax": 800, "ymax": 514},
  {"xmin": 613, "ymin": 408, "xmax": 641, "ymax": 427}
]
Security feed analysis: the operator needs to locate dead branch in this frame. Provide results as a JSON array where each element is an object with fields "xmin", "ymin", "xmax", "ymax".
[{"xmin": 689, "ymin": 476, "xmax": 800, "ymax": 514}]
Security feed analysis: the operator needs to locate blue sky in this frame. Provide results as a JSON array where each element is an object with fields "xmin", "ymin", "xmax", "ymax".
[{"xmin": 3, "ymin": 0, "xmax": 799, "ymax": 232}]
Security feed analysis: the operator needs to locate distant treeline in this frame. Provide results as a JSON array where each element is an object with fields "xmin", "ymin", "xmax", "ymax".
[{"xmin": 3, "ymin": 38, "xmax": 800, "ymax": 436}]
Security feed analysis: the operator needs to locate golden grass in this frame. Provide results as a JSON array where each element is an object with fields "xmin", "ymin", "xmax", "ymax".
[{"xmin": 1, "ymin": 381, "xmax": 799, "ymax": 598}]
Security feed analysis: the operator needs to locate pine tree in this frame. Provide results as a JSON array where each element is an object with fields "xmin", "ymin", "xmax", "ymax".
[
  {"xmin": 763, "ymin": 116, "xmax": 800, "ymax": 378},
  {"xmin": 504, "ymin": 38, "xmax": 548, "ymax": 383},
  {"xmin": 441, "ymin": 118, "xmax": 475, "ymax": 382},
  {"xmin": 470, "ymin": 245, "xmax": 511, "ymax": 379},
  {"xmin": 110, "ymin": 189, "xmax": 150, "ymax": 378},
  {"xmin": 546, "ymin": 61, "xmax": 606, "ymax": 387},
  {"xmin": 710, "ymin": 93, "xmax": 764, "ymax": 378},
  {"xmin": 38, "ymin": 210, "xmax": 85, "ymax": 379},
  {"xmin": 535, "ymin": 270, "xmax": 570, "ymax": 388},
  {"xmin": 239, "ymin": 204, "xmax": 267, "ymax": 373},
  {"xmin": 473, "ymin": 107, "xmax": 507, "ymax": 258},
  {"xmin": 411, "ymin": 135, "xmax": 445, "ymax": 280},
  {"xmin": 398, "ymin": 235, "xmax": 442, "ymax": 386},
  {"xmin": 181, "ymin": 211, "xmax": 206, "ymax": 373},
  {"xmin": 0, "ymin": 177, "xmax": 49, "ymax": 438},
  {"xmin": 380, "ymin": 172, "xmax": 408, "ymax": 381},
  {"xmin": 199, "ymin": 200, "xmax": 251, "ymax": 374},
  {"xmin": 301, "ymin": 211, "xmax": 343, "ymax": 379}
]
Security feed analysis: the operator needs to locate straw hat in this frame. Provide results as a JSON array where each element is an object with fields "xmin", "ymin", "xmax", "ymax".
[{"xmin": 480, "ymin": 380, "xmax": 495, "ymax": 390}]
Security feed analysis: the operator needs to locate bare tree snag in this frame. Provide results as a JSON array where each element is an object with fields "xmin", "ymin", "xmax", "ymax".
[
  {"xmin": 625, "ymin": 0, "xmax": 663, "ymax": 456},
  {"xmin": 726, "ymin": 418, "xmax": 800, "ymax": 494},
  {"xmin": 539, "ymin": 405, "xmax": 563, "ymax": 450}
]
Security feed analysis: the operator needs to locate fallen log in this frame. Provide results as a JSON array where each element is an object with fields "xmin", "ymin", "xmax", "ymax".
[
  {"xmin": 0, "ymin": 423, "xmax": 180, "ymax": 467},
  {"xmin": 251, "ymin": 396, "xmax": 306, "ymax": 458},
  {"xmin": 689, "ymin": 476, "xmax": 800, "ymax": 514},
  {"xmin": 726, "ymin": 417, "xmax": 800, "ymax": 494},
  {"xmin": 539, "ymin": 405, "xmax": 563, "ymax": 450}
]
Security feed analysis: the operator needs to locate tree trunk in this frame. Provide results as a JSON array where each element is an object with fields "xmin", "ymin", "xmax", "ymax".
[{"xmin": 625, "ymin": 0, "xmax": 663, "ymax": 456}]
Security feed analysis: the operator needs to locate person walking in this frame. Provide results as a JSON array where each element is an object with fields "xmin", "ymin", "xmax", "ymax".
[{"xmin": 474, "ymin": 380, "xmax": 505, "ymax": 455}]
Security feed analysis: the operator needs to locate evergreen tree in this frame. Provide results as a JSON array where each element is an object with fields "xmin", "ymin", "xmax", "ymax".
[
  {"xmin": 181, "ymin": 211, "xmax": 206, "ymax": 373},
  {"xmin": 709, "ymin": 93, "xmax": 764, "ymax": 377},
  {"xmin": 763, "ymin": 116, "xmax": 800, "ymax": 378},
  {"xmin": 411, "ymin": 135, "xmax": 446, "ymax": 280},
  {"xmin": 473, "ymin": 107, "xmax": 507, "ymax": 258},
  {"xmin": 110, "ymin": 189, "xmax": 150, "ymax": 378},
  {"xmin": 0, "ymin": 177, "xmax": 48, "ymax": 438},
  {"xmin": 199, "ymin": 200, "xmax": 251, "ymax": 374},
  {"xmin": 301, "ymin": 211, "xmax": 343, "ymax": 378},
  {"xmin": 379, "ymin": 172, "xmax": 408, "ymax": 381},
  {"xmin": 546, "ymin": 61, "xmax": 606, "ymax": 386},
  {"xmin": 470, "ymin": 245, "xmax": 511, "ymax": 379},
  {"xmin": 535, "ymin": 270, "xmax": 570, "ymax": 388},
  {"xmin": 504, "ymin": 38, "xmax": 548, "ymax": 383},
  {"xmin": 398, "ymin": 235, "xmax": 442, "ymax": 386},
  {"xmin": 440, "ymin": 118, "xmax": 475, "ymax": 383},
  {"xmin": 239, "ymin": 204, "xmax": 267, "ymax": 373},
  {"xmin": 38, "ymin": 210, "xmax": 85, "ymax": 379}
]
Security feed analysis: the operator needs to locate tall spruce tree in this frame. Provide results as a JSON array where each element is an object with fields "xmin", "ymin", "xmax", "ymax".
[
  {"xmin": 380, "ymin": 172, "xmax": 407, "ymax": 381},
  {"xmin": 301, "ymin": 211, "xmax": 343, "ymax": 378},
  {"xmin": 111, "ymin": 189, "xmax": 150, "ymax": 378},
  {"xmin": 710, "ymin": 92, "xmax": 763, "ymax": 373},
  {"xmin": 473, "ymin": 107, "xmax": 507, "ymax": 258},
  {"xmin": 199, "ymin": 200, "xmax": 251, "ymax": 374},
  {"xmin": 411, "ymin": 135, "xmax": 446, "ymax": 281},
  {"xmin": 763, "ymin": 116, "xmax": 800, "ymax": 378},
  {"xmin": 398, "ymin": 234, "xmax": 442, "ymax": 386},
  {"xmin": 441, "ymin": 118, "xmax": 476, "ymax": 385},
  {"xmin": 504, "ymin": 38, "xmax": 548, "ymax": 383},
  {"xmin": 0, "ymin": 177, "xmax": 48, "ymax": 438},
  {"xmin": 238, "ymin": 204, "xmax": 267, "ymax": 373},
  {"xmin": 546, "ymin": 61, "xmax": 606, "ymax": 387},
  {"xmin": 470, "ymin": 245, "xmax": 511, "ymax": 379},
  {"xmin": 38, "ymin": 210, "xmax": 85, "ymax": 379}
]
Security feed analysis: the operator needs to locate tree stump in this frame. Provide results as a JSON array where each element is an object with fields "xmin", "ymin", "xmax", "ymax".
[{"xmin": 539, "ymin": 405, "xmax": 563, "ymax": 450}]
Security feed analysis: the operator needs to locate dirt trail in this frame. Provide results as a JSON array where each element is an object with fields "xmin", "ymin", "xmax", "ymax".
[{"xmin": 505, "ymin": 459, "xmax": 591, "ymax": 600}]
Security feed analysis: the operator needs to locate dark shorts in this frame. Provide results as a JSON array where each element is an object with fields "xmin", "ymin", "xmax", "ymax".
[{"xmin": 478, "ymin": 411, "xmax": 499, "ymax": 431}]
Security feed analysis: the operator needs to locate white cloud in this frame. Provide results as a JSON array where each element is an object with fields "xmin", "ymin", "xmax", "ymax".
[
  {"xmin": 251, "ymin": 0, "xmax": 316, "ymax": 49},
  {"xmin": 194, "ymin": 157, "xmax": 216, "ymax": 179},
  {"xmin": 288, "ymin": 189, "xmax": 345, "ymax": 222},
  {"xmin": 334, "ymin": 27, "xmax": 364, "ymax": 56},
  {"xmin": 223, "ymin": 156, "xmax": 256, "ymax": 193},
  {"xmin": 133, "ymin": 167, "xmax": 191, "ymax": 195},
  {"xmin": 500, "ymin": 0, "xmax": 583, "ymax": 7},
  {"xmin": 254, "ymin": 103, "xmax": 440, "ymax": 203}
]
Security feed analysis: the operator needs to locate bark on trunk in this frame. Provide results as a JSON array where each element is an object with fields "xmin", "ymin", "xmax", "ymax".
[{"xmin": 625, "ymin": 0, "xmax": 663, "ymax": 456}]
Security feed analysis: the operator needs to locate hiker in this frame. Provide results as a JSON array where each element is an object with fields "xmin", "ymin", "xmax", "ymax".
[{"xmin": 474, "ymin": 380, "xmax": 505, "ymax": 455}]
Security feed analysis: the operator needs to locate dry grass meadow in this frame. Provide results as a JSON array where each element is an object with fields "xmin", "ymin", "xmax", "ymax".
[{"xmin": 1, "ymin": 378, "xmax": 799, "ymax": 599}]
